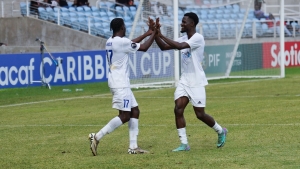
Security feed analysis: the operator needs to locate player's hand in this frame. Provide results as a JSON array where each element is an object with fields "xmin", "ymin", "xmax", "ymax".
[
  {"xmin": 155, "ymin": 18, "xmax": 162, "ymax": 36},
  {"xmin": 147, "ymin": 17, "xmax": 155, "ymax": 31}
]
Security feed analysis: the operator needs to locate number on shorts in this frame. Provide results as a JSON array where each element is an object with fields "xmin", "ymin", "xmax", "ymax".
[{"xmin": 123, "ymin": 99, "xmax": 129, "ymax": 108}]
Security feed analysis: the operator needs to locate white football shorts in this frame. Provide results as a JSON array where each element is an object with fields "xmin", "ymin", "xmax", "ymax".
[
  {"xmin": 174, "ymin": 83, "xmax": 206, "ymax": 107},
  {"xmin": 110, "ymin": 88, "xmax": 138, "ymax": 111}
]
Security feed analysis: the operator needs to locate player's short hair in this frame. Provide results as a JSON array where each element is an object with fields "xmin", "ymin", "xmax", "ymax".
[
  {"xmin": 184, "ymin": 12, "xmax": 199, "ymax": 26},
  {"xmin": 110, "ymin": 18, "xmax": 124, "ymax": 33}
]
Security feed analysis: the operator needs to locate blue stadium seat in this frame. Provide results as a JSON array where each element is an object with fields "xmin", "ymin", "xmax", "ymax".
[
  {"xmin": 67, "ymin": 1, "xmax": 73, "ymax": 7},
  {"xmin": 232, "ymin": 8, "xmax": 239, "ymax": 13},
  {"xmin": 223, "ymin": 14, "xmax": 230, "ymax": 19},
  {"xmin": 99, "ymin": 6, "xmax": 108, "ymax": 12},
  {"xmin": 45, "ymin": 7, "xmax": 53, "ymax": 13},
  {"xmin": 130, "ymin": 6, "xmax": 137, "ymax": 11},
  {"xmin": 211, "ymin": 0, "xmax": 217, "ymax": 4},
  {"xmin": 64, "ymin": 12, "xmax": 76, "ymax": 26},
  {"xmin": 208, "ymin": 14, "xmax": 215, "ymax": 20},
  {"xmin": 225, "ymin": 5, "xmax": 232, "ymax": 9},
  {"xmin": 223, "ymin": 9, "xmax": 230, "ymax": 14},
  {"xmin": 76, "ymin": 6, "xmax": 84, "ymax": 12},
  {"xmin": 91, "ymin": 6, "xmax": 99, "ymax": 12},
  {"xmin": 130, "ymin": 11, "xmax": 136, "ymax": 19},
  {"xmin": 93, "ymin": 17, "xmax": 103, "ymax": 23},
  {"xmin": 230, "ymin": 14, "xmax": 238, "ymax": 19},
  {"xmin": 98, "ymin": 1, "xmax": 106, "ymax": 8},
  {"xmin": 233, "ymin": 4, "xmax": 240, "ymax": 10},
  {"xmin": 109, "ymin": 16, "xmax": 115, "ymax": 21},
  {"xmin": 200, "ymin": 14, "xmax": 208, "ymax": 20},
  {"xmin": 225, "ymin": 24, "xmax": 236, "ymax": 38},
  {"xmin": 84, "ymin": 12, "xmax": 92, "ymax": 17},
  {"xmin": 102, "ymin": 22, "xmax": 110, "ymax": 29},
  {"xmin": 261, "ymin": 23, "xmax": 269, "ymax": 32},
  {"xmin": 60, "ymin": 12, "xmax": 69, "ymax": 25},
  {"xmin": 200, "ymin": 10, "xmax": 208, "ymax": 15},
  {"xmin": 208, "ymin": 9, "xmax": 215, "ymax": 14},
  {"xmin": 116, "ymin": 6, "xmax": 123, "ymax": 12},
  {"xmin": 92, "ymin": 12, "xmax": 100, "ymax": 17},
  {"xmin": 80, "ymin": 18, "xmax": 89, "ymax": 31},
  {"xmin": 91, "ymin": 22, "xmax": 102, "ymax": 35},
  {"xmin": 221, "ymin": 24, "xmax": 230, "ymax": 38},
  {"xmin": 123, "ymin": 16, "xmax": 131, "ymax": 22},
  {"xmin": 60, "ymin": 7, "xmax": 69, "ymax": 12},
  {"xmin": 38, "ymin": 7, "xmax": 48, "ymax": 20},
  {"xmin": 291, "ymin": 22, "xmax": 300, "ymax": 29},
  {"xmin": 107, "ymin": 11, "xmax": 115, "ymax": 17},
  {"xmin": 99, "ymin": 11, "xmax": 107, "ymax": 17},
  {"xmin": 106, "ymin": 1, "xmax": 114, "ymax": 9},
  {"xmin": 72, "ymin": 17, "xmax": 85, "ymax": 30},
  {"xmin": 20, "ymin": 2, "xmax": 28, "ymax": 16},
  {"xmin": 217, "ymin": 0, "xmax": 223, "ymax": 4},
  {"xmin": 218, "ymin": 5, "xmax": 225, "ymax": 9},
  {"xmin": 238, "ymin": 13, "xmax": 244, "ymax": 19},
  {"xmin": 83, "ymin": 6, "xmax": 91, "ymax": 12},
  {"xmin": 203, "ymin": 0, "xmax": 209, "ymax": 5},
  {"xmin": 53, "ymin": 7, "xmax": 59, "ymax": 13},
  {"xmin": 216, "ymin": 9, "xmax": 223, "ymax": 14},
  {"xmin": 244, "ymin": 23, "xmax": 252, "ymax": 36},
  {"xmin": 68, "ymin": 7, "xmax": 76, "ymax": 12},
  {"xmin": 240, "ymin": 8, "xmax": 246, "ymax": 14},
  {"xmin": 77, "ymin": 12, "xmax": 85, "ymax": 18}
]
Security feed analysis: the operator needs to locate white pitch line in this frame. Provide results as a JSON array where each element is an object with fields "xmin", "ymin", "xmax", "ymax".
[
  {"xmin": 0, "ymin": 94, "xmax": 111, "ymax": 108},
  {"xmin": 0, "ymin": 123, "xmax": 299, "ymax": 128},
  {"xmin": 0, "ymin": 94, "xmax": 299, "ymax": 108},
  {"xmin": 0, "ymin": 88, "xmax": 164, "ymax": 108}
]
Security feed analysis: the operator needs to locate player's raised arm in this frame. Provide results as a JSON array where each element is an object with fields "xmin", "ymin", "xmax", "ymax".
[
  {"xmin": 138, "ymin": 18, "xmax": 157, "ymax": 52},
  {"xmin": 154, "ymin": 18, "xmax": 174, "ymax": 51},
  {"xmin": 131, "ymin": 17, "xmax": 154, "ymax": 43},
  {"xmin": 158, "ymin": 32, "xmax": 190, "ymax": 50}
]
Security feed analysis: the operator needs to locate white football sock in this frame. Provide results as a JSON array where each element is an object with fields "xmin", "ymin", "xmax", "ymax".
[
  {"xmin": 177, "ymin": 128, "xmax": 188, "ymax": 144},
  {"xmin": 212, "ymin": 122, "xmax": 223, "ymax": 134},
  {"xmin": 95, "ymin": 116, "xmax": 123, "ymax": 141},
  {"xmin": 128, "ymin": 118, "xmax": 139, "ymax": 149}
]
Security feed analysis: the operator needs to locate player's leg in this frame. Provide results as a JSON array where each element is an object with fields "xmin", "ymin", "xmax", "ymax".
[
  {"xmin": 172, "ymin": 83, "xmax": 190, "ymax": 152},
  {"xmin": 127, "ymin": 90, "xmax": 148, "ymax": 154},
  {"xmin": 89, "ymin": 88, "xmax": 131, "ymax": 156},
  {"xmin": 190, "ymin": 86, "xmax": 227, "ymax": 148}
]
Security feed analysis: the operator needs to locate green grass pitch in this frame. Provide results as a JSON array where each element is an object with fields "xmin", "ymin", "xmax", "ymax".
[{"xmin": 0, "ymin": 68, "xmax": 300, "ymax": 168}]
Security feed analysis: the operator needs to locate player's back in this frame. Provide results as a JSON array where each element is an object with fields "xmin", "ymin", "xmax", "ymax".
[{"xmin": 105, "ymin": 36, "xmax": 137, "ymax": 88}]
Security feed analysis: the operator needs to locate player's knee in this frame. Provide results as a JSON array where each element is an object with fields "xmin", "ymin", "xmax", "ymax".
[
  {"xmin": 118, "ymin": 111, "xmax": 131, "ymax": 123},
  {"xmin": 120, "ymin": 115, "xmax": 131, "ymax": 123},
  {"xmin": 174, "ymin": 106, "xmax": 184, "ymax": 117},
  {"xmin": 131, "ymin": 107, "xmax": 140, "ymax": 118},
  {"xmin": 196, "ymin": 111, "xmax": 205, "ymax": 120}
]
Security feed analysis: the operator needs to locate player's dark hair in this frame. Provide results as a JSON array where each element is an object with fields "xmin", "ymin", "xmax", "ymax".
[
  {"xmin": 110, "ymin": 18, "xmax": 124, "ymax": 33},
  {"xmin": 184, "ymin": 12, "xmax": 199, "ymax": 26}
]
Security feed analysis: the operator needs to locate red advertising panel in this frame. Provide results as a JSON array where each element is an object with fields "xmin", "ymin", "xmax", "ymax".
[{"xmin": 263, "ymin": 41, "xmax": 300, "ymax": 68}]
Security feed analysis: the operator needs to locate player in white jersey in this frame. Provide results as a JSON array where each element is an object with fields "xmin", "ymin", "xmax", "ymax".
[
  {"xmin": 88, "ymin": 17, "xmax": 157, "ymax": 156},
  {"xmin": 155, "ymin": 12, "xmax": 227, "ymax": 151}
]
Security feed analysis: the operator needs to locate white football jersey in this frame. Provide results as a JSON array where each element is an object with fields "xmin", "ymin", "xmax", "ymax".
[
  {"xmin": 176, "ymin": 33, "xmax": 208, "ymax": 87},
  {"xmin": 106, "ymin": 36, "xmax": 140, "ymax": 88}
]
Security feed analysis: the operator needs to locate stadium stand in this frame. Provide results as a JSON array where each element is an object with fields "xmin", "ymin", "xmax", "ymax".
[{"xmin": 3, "ymin": 0, "xmax": 300, "ymax": 39}]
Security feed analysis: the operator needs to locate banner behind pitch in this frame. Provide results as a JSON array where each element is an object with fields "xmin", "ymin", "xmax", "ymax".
[
  {"xmin": 0, "ymin": 50, "xmax": 107, "ymax": 88},
  {"xmin": 0, "ymin": 49, "xmax": 174, "ymax": 89}
]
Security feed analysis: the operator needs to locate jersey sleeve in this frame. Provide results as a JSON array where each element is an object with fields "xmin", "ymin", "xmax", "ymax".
[
  {"xmin": 123, "ymin": 38, "xmax": 141, "ymax": 53},
  {"xmin": 185, "ymin": 34, "xmax": 203, "ymax": 50}
]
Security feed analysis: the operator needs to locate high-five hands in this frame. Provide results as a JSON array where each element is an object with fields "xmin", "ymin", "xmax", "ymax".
[
  {"xmin": 146, "ymin": 17, "xmax": 156, "ymax": 35},
  {"xmin": 155, "ymin": 17, "xmax": 162, "ymax": 37}
]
